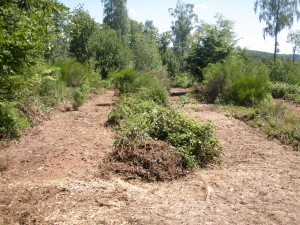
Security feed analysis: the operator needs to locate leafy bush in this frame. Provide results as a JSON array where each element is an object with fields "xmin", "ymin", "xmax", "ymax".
[
  {"xmin": 0, "ymin": 102, "xmax": 29, "ymax": 139},
  {"xmin": 57, "ymin": 58, "xmax": 91, "ymax": 88},
  {"xmin": 173, "ymin": 73, "xmax": 195, "ymax": 88},
  {"xmin": 131, "ymin": 35, "xmax": 163, "ymax": 72},
  {"xmin": 109, "ymin": 69, "xmax": 169, "ymax": 104},
  {"xmin": 269, "ymin": 60, "xmax": 300, "ymax": 85},
  {"xmin": 109, "ymin": 69, "xmax": 138, "ymax": 94},
  {"xmin": 226, "ymin": 75, "xmax": 270, "ymax": 106},
  {"xmin": 88, "ymin": 26, "xmax": 131, "ymax": 78},
  {"xmin": 203, "ymin": 56, "xmax": 270, "ymax": 105},
  {"xmin": 72, "ymin": 89, "xmax": 87, "ymax": 111},
  {"xmin": 108, "ymin": 97, "xmax": 221, "ymax": 168},
  {"xmin": 136, "ymin": 87, "xmax": 168, "ymax": 105}
]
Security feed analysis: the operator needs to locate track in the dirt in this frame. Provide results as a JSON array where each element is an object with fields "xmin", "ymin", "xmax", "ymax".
[{"xmin": 0, "ymin": 89, "xmax": 299, "ymax": 225}]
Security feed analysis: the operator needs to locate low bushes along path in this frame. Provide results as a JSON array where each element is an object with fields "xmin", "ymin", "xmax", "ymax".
[{"xmin": 0, "ymin": 88, "xmax": 299, "ymax": 224}]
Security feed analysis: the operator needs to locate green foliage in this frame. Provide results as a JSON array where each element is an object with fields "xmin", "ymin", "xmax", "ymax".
[
  {"xmin": 88, "ymin": 26, "xmax": 131, "ymax": 78},
  {"xmin": 158, "ymin": 31, "xmax": 180, "ymax": 77},
  {"xmin": 0, "ymin": 0, "xmax": 68, "ymax": 77},
  {"xmin": 69, "ymin": 5, "xmax": 96, "ymax": 63},
  {"xmin": 173, "ymin": 72, "xmax": 195, "ymax": 88},
  {"xmin": 131, "ymin": 35, "xmax": 163, "ymax": 71},
  {"xmin": 187, "ymin": 14, "xmax": 236, "ymax": 80},
  {"xmin": 203, "ymin": 56, "xmax": 270, "ymax": 105},
  {"xmin": 0, "ymin": 102, "xmax": 29, "ymax": 139},
  {"xmin": 271, "ymin": 82, "xmax": 300, "ymax": 103},
  {"xmin": 72, "ymin": 88, "xmax": 86, "ymax": 111},
  {"xmin": 269, "ymin": 59, "xmax": 300, "ymax": 84},
  {"xmin": 58, "ymin": 59, "xmax": 90, "ymax": 87},
  {"xmin": 24, "ymin": 63, "xmax": 71, "ymax": 107},
  {"xmin": 169, "ymin": 0, "xmax": 198, "ymax": 58},
  {"xmin": 101, "ymin": 0, "xmax": 129, "ymax": 37},
  {"xmin": 128, "ymin": 20, "xmax": 163, "ymax": 72},
  {"xmin": 226, "ymin": 75, "xmax": 270, "ymax": 106},
  {"xmin": 109, "ymin": 69, "xmax": 138, "ymax": 93},
  {"xmin": 254, "ymin": 0, "xmax": 300, "ymax": 60},
  {"xmin": 0, "ymin": 0, "xmax": 68, "ymax": 102},
  {"xmin": 108, "ymin": 97, "xmax": 221, "ymax": 168},
  {"xmin": 109, "ymin": 69, "xmax": 169, "ymax": 104}
]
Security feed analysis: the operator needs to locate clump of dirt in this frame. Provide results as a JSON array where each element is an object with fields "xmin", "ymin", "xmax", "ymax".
[{"xmin": 100, "ymin": 140, "xmax": 187, "ymax": 182}]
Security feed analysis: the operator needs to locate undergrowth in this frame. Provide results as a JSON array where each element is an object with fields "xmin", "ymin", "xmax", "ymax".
[
  {"xmin": 0, "ymin": 59, "xmax": 108, "ymax": 142},
  {"xmin": 105, "ymin": 70, "xmax": 221, "ymax": 179},
  {"xmin": 270, "ymin": 82, "xmax": 300, "ymax": 104},
  {"xmin": 220, "ymin": 99, "xmax": 300, "ymax": 150}
]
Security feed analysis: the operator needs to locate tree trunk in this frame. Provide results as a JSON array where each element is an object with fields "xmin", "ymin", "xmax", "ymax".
[
  {"xmin": 293, "ymin": 46, "xmax": 296, "ymax": 62},
  {"xmin": 274, "ymin": 35, "xmax": 278, "ymax": 61},
  {"xmin": 274, "ymin": 0, "xmax": 280, "ymax": 62}
]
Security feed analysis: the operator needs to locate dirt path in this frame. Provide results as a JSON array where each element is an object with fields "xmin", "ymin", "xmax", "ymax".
[{"xmin": 0, "ymin": 89, "xmax": 300, "ymax": 224}]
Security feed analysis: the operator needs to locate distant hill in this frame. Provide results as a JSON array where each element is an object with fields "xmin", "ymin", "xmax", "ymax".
[{"xmin": 247, "ymin": 50, "xmax": 300, "ymax": 61}]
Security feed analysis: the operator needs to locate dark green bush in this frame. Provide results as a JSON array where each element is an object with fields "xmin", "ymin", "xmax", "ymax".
[
  {"xmin": 57, "ymin": 58, "xmax": 90, "ymax": 87},
  {"xmin": 109, "ymin": 69, "xmax": 138, "ymax": 93},
  {"xmin": 203, "ymin": 56, "xmax": 270, "ymax": 105},
  {"xmin": 226, "ymin": 75, "xmax": 270, "ymax": 106}
]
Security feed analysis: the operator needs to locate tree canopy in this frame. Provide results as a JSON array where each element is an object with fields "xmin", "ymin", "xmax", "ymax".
[
  {"xmin": 254, "ymin": 0, "xmax": 300, "ymax": 60},
  {"xmin": 187, "ymin": 15, "xmax": 237, "ymax": 80},
  {"xmin": 287, "ymin": 30, "xmax": 300, "ymax": 61},
  {"xmin": 169, "ymin": 0, "xmax": 198, "ymax": 58},
  {"xmin": 101, "ymin": 0, "xmax": 129, "ymax": 37}
]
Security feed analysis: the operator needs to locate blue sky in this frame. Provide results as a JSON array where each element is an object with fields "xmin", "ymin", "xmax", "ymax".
[{"xmin": 59, "ymin": 0, "xmax": 300, "ymax": 54}]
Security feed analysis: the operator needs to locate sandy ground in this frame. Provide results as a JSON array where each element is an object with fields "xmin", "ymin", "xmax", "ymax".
[{"xmin": 0, "ymin": 89, "xmax": 299, "ymax": 224}]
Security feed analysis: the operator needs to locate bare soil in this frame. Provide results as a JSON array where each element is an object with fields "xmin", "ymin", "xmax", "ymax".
[{"xmin": 0, "ymin": 88, "xmax": 299, "ymax": 224}]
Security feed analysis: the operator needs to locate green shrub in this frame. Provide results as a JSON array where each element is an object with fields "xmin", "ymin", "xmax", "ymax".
[
  {"xmin": 173, "ymin": 73, "xmax": 195, "ymax": 88},
  {"xmin": 57, "ymin": 58, "xmax": 90, "ymax": 87},
  {"xmin": 137, "ymin": 87, "xmax": 168, "ymax": 105},
  {"xmin": 72, "ymin": 88, "xmax": 86, "ymax": 111},
  {"xmin": 0, "ymin": 102, "xmax": 29, "ymax": 139},
  {"xmin": 88, "ymin": 26, "xmax": 131, "ymax": 78},
  {"xmin": 269, "ymin": 60, "xmax": 300, "ymax": 85},
  {"xmin": 109, "ymin": 69, "xmax": 138, "ymax": 93},
  {"xmin": 203, "ymin": 56, "xmax": 270, "ymax": 105},
  {"xmin": 109, "ymin": 69, "xmax": 169, "ymax": 104},
  {"xmin": 270, "ymin": 82, "xmax": 300, "ymax": 102},
  {"xmin": 109, "ymin": 97, "xmax": 221, "ymax": 168},
  {"xmin": 226, "ymin": 75, "xmax": 270, "ymax": 106}
]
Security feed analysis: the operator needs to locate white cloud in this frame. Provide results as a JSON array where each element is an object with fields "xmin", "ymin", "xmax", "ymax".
[{"xmin": 129, "ymin": 8, "xmax": 139, "ymax": 17}]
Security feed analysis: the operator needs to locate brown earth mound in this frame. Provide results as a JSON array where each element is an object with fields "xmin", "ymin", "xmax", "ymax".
[{"xmin": 99, "ymin": 140, "xmax": 187, "ymax": 182}]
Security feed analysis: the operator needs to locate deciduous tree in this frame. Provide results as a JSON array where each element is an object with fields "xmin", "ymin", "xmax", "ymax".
[
  {"xmin": 254, "ymin": 0, "xmax": 300, "ymax": 61},
  {"xmin": 169, "ymin": 0, "xmax": 198, "ymax": 59},
  {"xmin": 187, "ymin": 15, "xmax": 236, "ymax": 80},
  {"xmin": 287, "ymin": 30, "xmax": 300, "ymax": 61},
  {"xmin": 69, "ymin": 5, "xmax": 96, "ymax": 63},
  {"xmin": 101, "ymin": 0, "xmax": 129, "ymax": 37}
]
